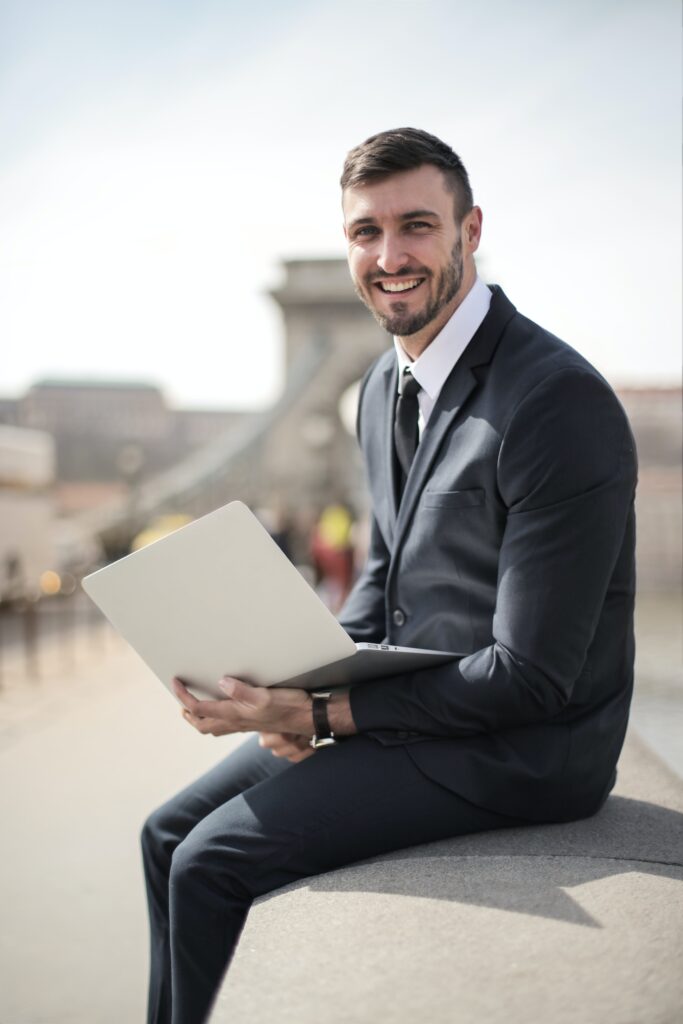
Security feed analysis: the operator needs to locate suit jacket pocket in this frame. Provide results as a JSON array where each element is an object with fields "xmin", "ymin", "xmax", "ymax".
[{"xmin": 423, "ymin": 487, "xmax": 485, "ymax": 510}]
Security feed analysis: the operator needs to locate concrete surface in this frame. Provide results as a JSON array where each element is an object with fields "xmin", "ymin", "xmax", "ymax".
[{"xmin": 211, "ymin": 733, "xmax": 683, "ymax": 1024}]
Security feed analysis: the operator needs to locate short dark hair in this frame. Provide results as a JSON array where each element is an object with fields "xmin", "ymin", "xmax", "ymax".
[{"xmin": 340, "ymin": 127, "xmax": 474, "ymax": 221}]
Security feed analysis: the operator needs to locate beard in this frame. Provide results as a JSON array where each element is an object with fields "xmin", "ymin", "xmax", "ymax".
[{"xmin": 354, "ymin": 235, "xmax": 464, "ymax": 337}]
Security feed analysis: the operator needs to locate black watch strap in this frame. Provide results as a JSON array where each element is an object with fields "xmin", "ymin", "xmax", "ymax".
[{"xmin": 310, "ymin": 690, "xmax": 337, "ymax": 749}]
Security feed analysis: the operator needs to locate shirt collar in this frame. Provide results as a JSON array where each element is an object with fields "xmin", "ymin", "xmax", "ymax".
[{"xmin": 394, "ymin": 276, "xmax": 492, "ymax": 396}]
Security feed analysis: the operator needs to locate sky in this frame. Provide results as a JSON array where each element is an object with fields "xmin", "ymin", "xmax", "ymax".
[{"xmin": 1, "ymin": 0, "xmax": 681, "ymax": 409}]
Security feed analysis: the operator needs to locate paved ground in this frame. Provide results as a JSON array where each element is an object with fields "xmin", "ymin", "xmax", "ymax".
[
  {"xmin": 0, "ymin": 592, "xmax": 680, "ymax": 1024},
  {"xmin": 0, "ymin": 631, "xmax": 236, "ymax": 1024}
]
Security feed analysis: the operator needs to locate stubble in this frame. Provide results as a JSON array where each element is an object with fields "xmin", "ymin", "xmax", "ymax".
[{"xmin": 355, "ymin": 235, "xmax": 464, "ymax": 337}]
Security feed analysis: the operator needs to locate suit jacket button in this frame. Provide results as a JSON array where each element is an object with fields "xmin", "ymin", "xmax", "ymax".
[{"xmin": 392, "ymin": 608, "xmax": 406, "ymax": 627}]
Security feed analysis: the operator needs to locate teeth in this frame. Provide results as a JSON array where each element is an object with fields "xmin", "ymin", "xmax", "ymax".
[{"xmin": 379, "ymin": 279, "xmax": 422, "ymax": 293}]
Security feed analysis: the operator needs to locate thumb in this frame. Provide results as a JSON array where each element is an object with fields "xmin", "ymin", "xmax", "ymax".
[{"xmin": 219, "ymin": 677, "xmax": 267, "ymax": 709}]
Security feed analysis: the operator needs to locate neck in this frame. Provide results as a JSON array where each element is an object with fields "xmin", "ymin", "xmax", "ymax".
[{"xmin": 397, "ymin": 262, "xmax": 477, "ymax": 361}]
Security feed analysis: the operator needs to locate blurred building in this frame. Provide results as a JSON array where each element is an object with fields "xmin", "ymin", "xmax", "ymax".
[
  {"xmin": 0, "ymin": 381, "xmax": 253, "ymax": 515},
  {"xmin": 0, "ymin": 425, "xmax": 56, "ymax": 600}
]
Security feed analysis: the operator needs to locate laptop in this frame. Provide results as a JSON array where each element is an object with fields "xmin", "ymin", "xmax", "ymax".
[{"xmin": 82, "ymin": 501, "xmax": 458, "ymax": 700}]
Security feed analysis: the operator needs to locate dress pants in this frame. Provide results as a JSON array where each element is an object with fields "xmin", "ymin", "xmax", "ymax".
[{"xmin": 141, "ymin": 732, "xmax": 526, "ymax": 1024}]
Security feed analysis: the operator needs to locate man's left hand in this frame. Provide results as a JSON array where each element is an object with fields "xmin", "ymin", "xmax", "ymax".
[
  {"xmin": 172, "ymin": 676, "xmax": 313, "ymax": 738},
  {"xmin": 258, "ymin": 731, "xmax": 316, "ymax": 762}
]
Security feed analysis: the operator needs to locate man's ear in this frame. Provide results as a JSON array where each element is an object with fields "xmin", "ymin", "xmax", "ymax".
[{"xmin": 463, "ymin": 206, "xmax": 483, "ymax": 255}]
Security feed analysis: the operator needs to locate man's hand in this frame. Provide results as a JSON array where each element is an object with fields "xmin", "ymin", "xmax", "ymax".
[
  {"xmin": 258, "ymin": 731, "xmax": 316, "ymax": 763},
  {"xmin": 172, "ymin": 676, "xmax": 313, "ymax": 739},
  {"xmin": 173, "ymin": 676, "xmax": 358, "ymax": 762}
]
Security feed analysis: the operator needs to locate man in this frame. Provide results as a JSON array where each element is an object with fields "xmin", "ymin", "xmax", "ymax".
[{"xmin": 142, "ymin": 128, "xmax": 637, "ymax": 1024}]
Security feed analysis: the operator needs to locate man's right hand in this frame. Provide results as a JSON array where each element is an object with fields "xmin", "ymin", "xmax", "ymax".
[{"xmin": 258, "ymin": 732, "xmax": 316, "ymax": 763}]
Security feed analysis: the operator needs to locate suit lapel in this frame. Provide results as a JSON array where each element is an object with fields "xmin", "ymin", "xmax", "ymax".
[
  {"xmin": 391, "ymin": 286, "xmax": 517, "ymax": 555},
  {"xmin": 393, "ymin": 363, "xmax": 477, "ymax": 550}
]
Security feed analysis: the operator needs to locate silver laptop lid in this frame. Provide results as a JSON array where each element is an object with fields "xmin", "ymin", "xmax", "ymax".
[{"xmin": 82, "ymin": 501, "xmax": 356, "ymax": 698}]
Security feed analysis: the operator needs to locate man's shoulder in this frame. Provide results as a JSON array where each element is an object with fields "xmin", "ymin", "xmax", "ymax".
[{"xmin": 492, "ymin": 291, "xmax": 615, "ymax": 400}]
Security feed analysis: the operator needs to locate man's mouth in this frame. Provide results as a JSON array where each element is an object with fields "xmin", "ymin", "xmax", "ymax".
[{"xmin": 374, "ymin": 277, "xmax": 425, "ymax": 294}]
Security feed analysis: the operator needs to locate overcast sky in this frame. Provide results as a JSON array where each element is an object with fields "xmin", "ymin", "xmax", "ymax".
[{"xmin": 1, "ymin": 0, "xmax": 680, "ymax": 409}]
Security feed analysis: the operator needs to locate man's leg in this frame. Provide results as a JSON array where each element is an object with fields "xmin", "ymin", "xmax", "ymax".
[
  {"xmin": 141, "ymin": 734, "xmax": 292, "ymax": 1024},
  {"xmin": 168, "ymin": 734, "xmax": 527, "ymax": 1024}
]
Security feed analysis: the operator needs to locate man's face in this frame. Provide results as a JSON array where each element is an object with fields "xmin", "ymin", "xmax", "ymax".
[{"xmin": 343, "ymin": 164, "xmax": 470, "ymax": 340}]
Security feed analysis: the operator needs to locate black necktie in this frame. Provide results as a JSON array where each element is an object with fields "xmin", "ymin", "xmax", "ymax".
[{"xmin": 394, "ymin": 368, "xmax": 421, "ymax": 496}]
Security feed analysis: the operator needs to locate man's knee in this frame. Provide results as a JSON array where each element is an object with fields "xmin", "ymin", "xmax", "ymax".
[
  {"xmin": 169, "ymin": 826, "xmax": 255, "ymax": 909},
  {"xmin": 141, "ymin": 803, "xmax": 177, "ymax": 874}
]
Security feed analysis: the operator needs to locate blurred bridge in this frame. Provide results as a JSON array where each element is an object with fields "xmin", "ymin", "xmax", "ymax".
[{"xmin": 76, "ymin": 259, "xmax": 390, "ymax": 554}]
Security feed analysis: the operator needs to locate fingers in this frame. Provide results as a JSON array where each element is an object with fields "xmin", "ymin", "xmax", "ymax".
[
  {"xmin": 175, "ymin": 680, "xmax": 271, "ymax": 739},
  {"xmin": 285, "ymin": 746, "xmax": 316, "ymax": 763},
  {"xmin": 218, "ymin": 677, "xmax": 269, "ymax": 711},
  {"xmin": 259, "ymin": 731, "xmax": 306, "ymax": 750},
  {"xmin": 173, "ymin": 676, "xmax": 267, "ymax": 720},
  {"xmin": 173, "ymin": 676, "xmax": 304, "ymax": 740},
  {"xmin": 174, "ymin": 681, "xmax": 222, "ymax": 734},
  {"xmin": 172, "ymin": 676, "xmax": 250, "ymax": 729},
  {"xmin": 181, "ymin": 708, "xmax": 218, "ymax": 735},
  {"xmin": 173, "ymin": 678, "xmax": 202, "ymax": 713},
  {"xmin": 259, "ymin": 732, "xmax": 315, "ymax": 761},
  {"xmin": 258, "ymin": 731, "xmax": 293, "ymax": 754}
]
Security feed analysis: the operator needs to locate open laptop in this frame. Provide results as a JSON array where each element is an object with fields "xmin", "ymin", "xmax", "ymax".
[{"xmin": 82, "ymin": 501, "xmax": 458, "ymax": 699}]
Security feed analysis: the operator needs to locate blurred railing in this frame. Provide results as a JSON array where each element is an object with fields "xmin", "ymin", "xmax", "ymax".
[{"xmin": 0, "ymin": 590, "xmax": 113, "ymax": 688}]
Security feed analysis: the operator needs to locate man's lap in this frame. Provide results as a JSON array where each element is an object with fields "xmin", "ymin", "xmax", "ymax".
[{"xmin": 162, "ymin": 733, "xmax": 526, "ymax": 902}]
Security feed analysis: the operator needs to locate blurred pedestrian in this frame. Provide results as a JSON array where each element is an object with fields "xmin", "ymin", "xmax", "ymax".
[{"xmin": 310, "ymin": 503, "xmax": 355, "ymax": 611}]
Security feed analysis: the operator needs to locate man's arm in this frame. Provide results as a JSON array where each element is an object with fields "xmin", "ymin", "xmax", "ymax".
[{"xmin": 349, "ymin": 368, "xmax": 637, "ymax": 737}]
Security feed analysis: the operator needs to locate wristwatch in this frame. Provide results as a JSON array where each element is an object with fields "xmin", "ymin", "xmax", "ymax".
[{"xmin": 309, "ymin": 690, "xmax": 337, "ymax": 749}]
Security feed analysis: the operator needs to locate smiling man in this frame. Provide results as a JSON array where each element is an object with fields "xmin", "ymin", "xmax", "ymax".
[{"xmin": 141, "ymin": 128, "xmax": 638, "ymax": 1024}]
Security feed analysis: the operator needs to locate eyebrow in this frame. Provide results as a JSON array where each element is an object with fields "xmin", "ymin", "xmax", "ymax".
[
  {"xmin": 348, "ymin": 209, "xmax": 441, "ymax": 230},
  {"xmin": 400, "ymin": 209, "xmax": 440, "ymax": 221}
]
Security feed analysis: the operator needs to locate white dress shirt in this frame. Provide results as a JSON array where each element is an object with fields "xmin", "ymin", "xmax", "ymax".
[{"xmin": 394, "ymin": 275, "xmax": 492, "ymax": 436}]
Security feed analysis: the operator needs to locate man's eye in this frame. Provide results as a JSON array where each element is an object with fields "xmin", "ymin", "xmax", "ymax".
[
  {"xmin": 355, "ymin": 226, "xmax": 379, "ymax": 238},
  {"xmin": 406, "ymin": 221, "xmax": 431, "ymax": 230}
]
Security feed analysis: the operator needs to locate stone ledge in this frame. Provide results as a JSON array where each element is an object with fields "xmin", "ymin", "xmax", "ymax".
[{"xmin": 210, "ymin": 731, "xmax": 683, "ymax": 1024}]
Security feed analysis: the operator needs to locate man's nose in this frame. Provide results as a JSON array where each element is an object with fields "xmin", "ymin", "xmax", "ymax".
[{"xmin": 377, "ymin": 234, "xmax": 409, "ymax": 275}]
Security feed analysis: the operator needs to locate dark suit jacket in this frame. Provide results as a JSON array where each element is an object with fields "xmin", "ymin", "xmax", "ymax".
[{"xmin": 339, "ymin": 286, "xmax": 637, "ymax": 823}]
